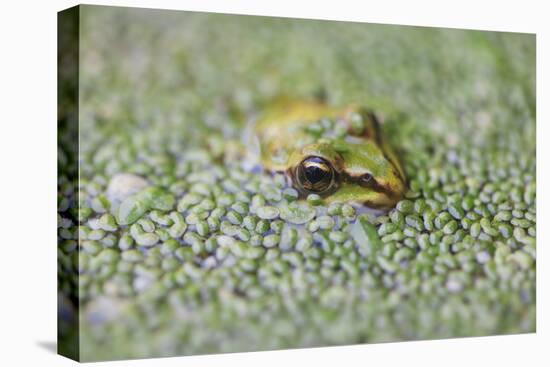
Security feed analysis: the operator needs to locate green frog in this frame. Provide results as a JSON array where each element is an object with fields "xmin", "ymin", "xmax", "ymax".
[{"xmin": 247, "ymin": 98, "xmax": 407, "ymax": 210}]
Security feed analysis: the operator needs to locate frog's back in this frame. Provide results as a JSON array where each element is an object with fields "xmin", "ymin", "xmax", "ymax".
[
  {"xmin": 254, "ymin": 99, "xmax": 350, "ymax": 171},
  {"xmin": 255, "ymin": 98, "xmax": 343, "ymax": 131}
]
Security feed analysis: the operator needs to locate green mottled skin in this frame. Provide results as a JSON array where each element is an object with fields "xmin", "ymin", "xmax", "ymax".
[{"xmin": 253, "ymin": 99, "xmax": 407, "ymax": 210}]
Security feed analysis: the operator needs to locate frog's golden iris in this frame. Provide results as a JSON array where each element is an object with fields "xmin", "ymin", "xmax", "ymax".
[
  {"xmin": 251, "ymin": 99, "xmax": 407, "ymax": 211},
  {"xmin": 296, "ymin": 156, "xmax": 335, "ymax": 193}
]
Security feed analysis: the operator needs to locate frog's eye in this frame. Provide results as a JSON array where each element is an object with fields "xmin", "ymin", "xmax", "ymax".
[{"xmin": 296, "ymin": 156, "xmax": 335, "ymax": 193}]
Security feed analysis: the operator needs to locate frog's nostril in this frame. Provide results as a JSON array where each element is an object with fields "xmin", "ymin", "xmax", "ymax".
[{"xmin": 360, "ymin": 173, "xmax": 373, "ymax": 184}]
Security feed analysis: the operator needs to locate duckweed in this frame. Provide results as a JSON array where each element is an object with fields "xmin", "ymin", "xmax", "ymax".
[
  {"xmin": 256, "ymin": 206, "xmax": 280, "ymax": 220},
  {"xmin": 279, "ymin": 201, "xmax": 316, "ymax": 224}
]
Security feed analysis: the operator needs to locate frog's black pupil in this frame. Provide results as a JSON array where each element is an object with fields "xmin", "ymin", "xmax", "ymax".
[
  {"xmin": 305, "ymin": 165, "xmax": 327, "ymax": 184},
  {"xmin": 297, "ymin": 157, "xmax": 334, "ymax": 193}
]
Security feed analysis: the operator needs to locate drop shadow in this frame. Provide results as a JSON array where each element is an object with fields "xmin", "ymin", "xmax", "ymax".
[{"xmin": 37, "ymin": 340, "xmax": 57, "ymax": 354}]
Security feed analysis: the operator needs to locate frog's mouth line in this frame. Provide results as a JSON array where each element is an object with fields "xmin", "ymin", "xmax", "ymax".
[{"xmin": 342, "ymin": 172, "xmax": 404, "ymax": 210}]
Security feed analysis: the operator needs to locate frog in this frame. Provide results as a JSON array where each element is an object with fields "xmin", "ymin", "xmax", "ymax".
[{"xmin": 246, "ymin": 98, "xmax": 407, "ymax": 211}]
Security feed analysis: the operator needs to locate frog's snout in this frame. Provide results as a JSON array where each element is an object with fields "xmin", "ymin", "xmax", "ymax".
[
  {"xmin": 369, "ymin": 169, "xmax": 407, "ymax": 210},
  {"xmin": 388, "ymin": 168, "xmax": 408, "ymax": 200}
]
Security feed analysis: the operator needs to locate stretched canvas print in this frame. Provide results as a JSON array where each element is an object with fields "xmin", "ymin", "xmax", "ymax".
[{"xmin": 57, "ymin": 5, "xmax": 536, "ymax": 362}]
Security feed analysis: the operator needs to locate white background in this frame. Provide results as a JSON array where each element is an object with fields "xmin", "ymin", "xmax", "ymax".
[{"xmin": 0, "ymin": 0, "xmax": 547, "ymax": 366}]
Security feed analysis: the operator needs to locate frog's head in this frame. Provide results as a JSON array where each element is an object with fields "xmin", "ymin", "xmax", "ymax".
[{"xmin": 287, "ymin": 139, "xmax": 407, "ymax": 210}]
